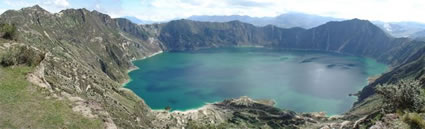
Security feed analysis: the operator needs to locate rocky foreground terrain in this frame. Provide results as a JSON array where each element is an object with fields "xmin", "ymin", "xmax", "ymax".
[{"xmin": 0, "ymin": 5, "xmax": 424, "ymax": 129}]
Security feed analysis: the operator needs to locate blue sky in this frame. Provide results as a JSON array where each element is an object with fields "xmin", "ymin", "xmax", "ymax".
[{"xmin": 1, "ymin": 0, "xmax": 425, "ymax": 23}]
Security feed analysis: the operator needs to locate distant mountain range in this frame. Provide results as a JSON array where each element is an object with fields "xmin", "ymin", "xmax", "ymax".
[
  {"xmin": 411, "ymin": 29, "xmax": 425, "ymax": 41},
  {"xmin": 121, "ymin": 16, "xmax": 157, "ymax": 24},
  {"xmin": 188, "ymin": 12, "xmax": 342, "ymax": 29},
  {"xmin": 373, "ymin": 21, "xmax": 425, "ymax": 37},
  {"xmin": 186, "ymin": 13, "xmax": 425, "ymax": 38},
  {"xmin": 121, "ymin": 13, "xmax": 425, "ymax": 38}
]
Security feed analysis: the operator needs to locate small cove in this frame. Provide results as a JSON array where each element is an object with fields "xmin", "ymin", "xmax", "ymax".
[{"xmin": 125, "ymin": 48, "xmax": 388, "ymax": 115}]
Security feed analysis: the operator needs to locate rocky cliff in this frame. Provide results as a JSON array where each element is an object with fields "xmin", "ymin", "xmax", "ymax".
[
  {"xmin": 1, "ymin": 5, "xmax": 424, "ymax": 129},
  {"xmin": 0, "ymin": 5, "xmax": 163, "ymax": 128},
  {"xmin": 157, "ymin": 18, "xmax": 423, "ymax": 65}
]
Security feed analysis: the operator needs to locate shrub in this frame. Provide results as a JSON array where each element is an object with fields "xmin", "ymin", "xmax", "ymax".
[
  {"xmin": 164, "ymin": 106, "xmax": 172, "ymax": 111},
  {"xmin": 375, "ymin": 79, "xmax": 425, "ymax": 113},
  {"xmin": 402, "ymin": 112, "xmax": 425, "ymax": 129},
  {"xmin": 0, "ymin": 46, "xmax": 44, "ymax": 67},
  {"xmin": 0, "ymin": 23, "xmax": 17, "ymax": 40}
]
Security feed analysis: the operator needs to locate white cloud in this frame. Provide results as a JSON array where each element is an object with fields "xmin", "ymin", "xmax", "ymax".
[
  {"xmin": 1, "ymin": 0, "xmax": 70, "ymax": 13},
  {"xmin": 272, "ymin": 0, "xmax": 425, "ymax": 22},
  {"xmin": 3, "ymin": 0, "xmax": 34, "ymax": 7},
  {"xmin": 44, "ymin": 0, "xmax": 70, "ymax": 7},
  {"xmin": 40, "ymin": 0, "xmax": 70, "ymax": 12},
  {"xmin": 126, "ymin": 0, "xmax": 425, "ymax": 23},
  {"xmin": 0, "ymin": 9, "xmax": 5, "ymax": 15},
  {"xmin": 1, "ymin": 0, "xmax": 425, "ymax": 23},
  {"xmin": 132, "ymin": 0, "xmax": 283, "ymax": 21}
]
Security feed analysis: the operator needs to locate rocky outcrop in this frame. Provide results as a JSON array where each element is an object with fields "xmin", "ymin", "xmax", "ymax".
[{"xmin": 149, "ymin": 96, "xmax": 311, "ymax": 128}]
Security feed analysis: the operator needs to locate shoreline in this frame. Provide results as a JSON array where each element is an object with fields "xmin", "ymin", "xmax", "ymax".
[
  {"xmin": 367, "ymin": 75, "xmax": 381, "ymax": 84},
  {"xmin": 153, "ymin": 102, "xmax": 216, "ymax": 114},
  {"xmin": 121, "ymin": 50, "xmax": 164, "ymax": 87}
]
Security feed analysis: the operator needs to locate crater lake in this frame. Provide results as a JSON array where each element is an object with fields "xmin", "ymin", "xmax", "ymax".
[{"xmin": 125, "ymin": 48, "xmax": 387, "ymax": 115}]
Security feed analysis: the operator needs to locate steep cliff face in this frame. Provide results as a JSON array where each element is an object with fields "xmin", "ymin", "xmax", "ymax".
[
  {"xmin": 358, "ymin": 45, "xmax": 425, "ymax": 102},
  {"xmin": 0, "ymin": 5, "xmax": 164, "ymax": 128},
  {"xmin": 158, "ymin": 19, "xmax": 313, "ymax": 51},
  {"xmin": 157, "ymin": 19, "xmax": 422, "ymax": 65},
  {"xmin": 158, "ymin": 20, "xmax": 290, "ymax": 50},
  {"xmin": 0, "ymin": 5, "xmax": 163, "ymax": 82},
  {"xmin": 1, "ymin": 5, "xmax": 425, "ymax": 128},
  {"xmin": 297, "ymin": 19, "xmax": 395, "ymax": 57}
]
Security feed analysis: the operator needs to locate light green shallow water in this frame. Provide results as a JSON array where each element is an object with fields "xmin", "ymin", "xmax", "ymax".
[{"xmin": 125, "ymin": 48, "xmax": 387, "ymax": 115}]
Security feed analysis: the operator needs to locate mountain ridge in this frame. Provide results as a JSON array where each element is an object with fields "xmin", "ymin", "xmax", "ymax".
[
  {"xmin": 157, "ymin": 18, "xmax": 413, "ymax": 65},
  {"xmin": 188, "ymin": 13, "xmax": 425, "ymax": 38},
  {"xmin": 188, "ymin": 12, "xmax": 343, "ymax": 29}
]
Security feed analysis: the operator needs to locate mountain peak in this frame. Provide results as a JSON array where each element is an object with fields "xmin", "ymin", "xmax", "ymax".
[
  {"xmin": 349, "ymin": 18, "xmax": 370, "ymax": 23},
  {"xmin": 321, "ymin": 18, "xmax": 375, "ymax": 28},
  {"xmin": 21, "ymin": 5, "xmax": 49, "ymax": 13},
  {"xmin": 59, "ymin": 8, "xmax": 90, "ymax": 14},
  {"xmin": 314, "ymin": 18, "xmax": 389, "ymax": 39},
  {"xmin": 29, "ymin": 5, "xmax": 43, "ymax": 10}
]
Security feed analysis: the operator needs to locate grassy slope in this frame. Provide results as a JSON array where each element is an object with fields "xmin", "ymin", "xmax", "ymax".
[{"xmin": 0, "ymin": 66, "xmax": 103, "ymax": 129}]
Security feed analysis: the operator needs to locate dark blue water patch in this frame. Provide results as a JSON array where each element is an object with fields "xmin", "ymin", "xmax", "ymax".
[
  {"xmin": 326, "ymin": 64, "xmax": 357, "ymax": 69},
  {"xmin": 346, "ymin": 64, "xmax": 356, "ymax": 67},
  {"xmin": 167, "ymin": 99, "xmax": 178, "ymax": 105},
  {"xmin": 300, "ymin": 57, "xmax": 321, "ymax": 63},
  {"xmin": 184, "ymin": 90, "xmax": 209, "ymax": 99},
  {"xmin": 125, "ymin": 48, "xmax": 388, "ymax": 114},
  {"xmin": 327, "ymin": 64, "xmax": 337, "ymax": 68},
  {"xmin": 207, "ymin": 82, "xmax": 248, "ymax": 98},
  {"xmin": 341, "ymin": 66, "xmax": 350, "ymax": 70},
  {"xmin": 145, "ymin": 84, "xmax": 177, "ymax": 92}
]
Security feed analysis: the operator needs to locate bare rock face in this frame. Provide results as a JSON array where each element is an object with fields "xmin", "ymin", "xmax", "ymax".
[
  {"xmin": 149, "ymin": 96, "xmax": 309, "ymax": 128},
  {"xmin": 221, "ymin": 96, "xmax": 260, "ymax": 107},
  {"xmin": 216, "ymin": 96, "xmax": 304, "ymax": 128}
]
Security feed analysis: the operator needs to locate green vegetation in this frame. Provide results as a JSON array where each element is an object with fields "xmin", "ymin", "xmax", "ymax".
[
  {"xmin": 0, "ymin": 46, "xmax": 44, "ymax": 67},
  {"xmin": 376, "ymin": 79, "xmax": 425, "ymax": 113},
  {"xmin": 0, "ymin": 66, "xmax": 103, "ymax": 129},
  {"xmin": 186, "ymin": 120, "xmax": 238, "ymax": 129},
  {"xmin": 402, "ymin": 112, "xmax": 425, "ymax": 129},
  {"xmin": 0, "ymin": 23, "xmax": 17, "ymax": 40}
]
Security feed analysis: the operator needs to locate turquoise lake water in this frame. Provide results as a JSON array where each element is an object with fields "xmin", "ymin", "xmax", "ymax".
[{"xmin": 125, "ymin": 48, "xmax": 387, "ymax": 115}]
